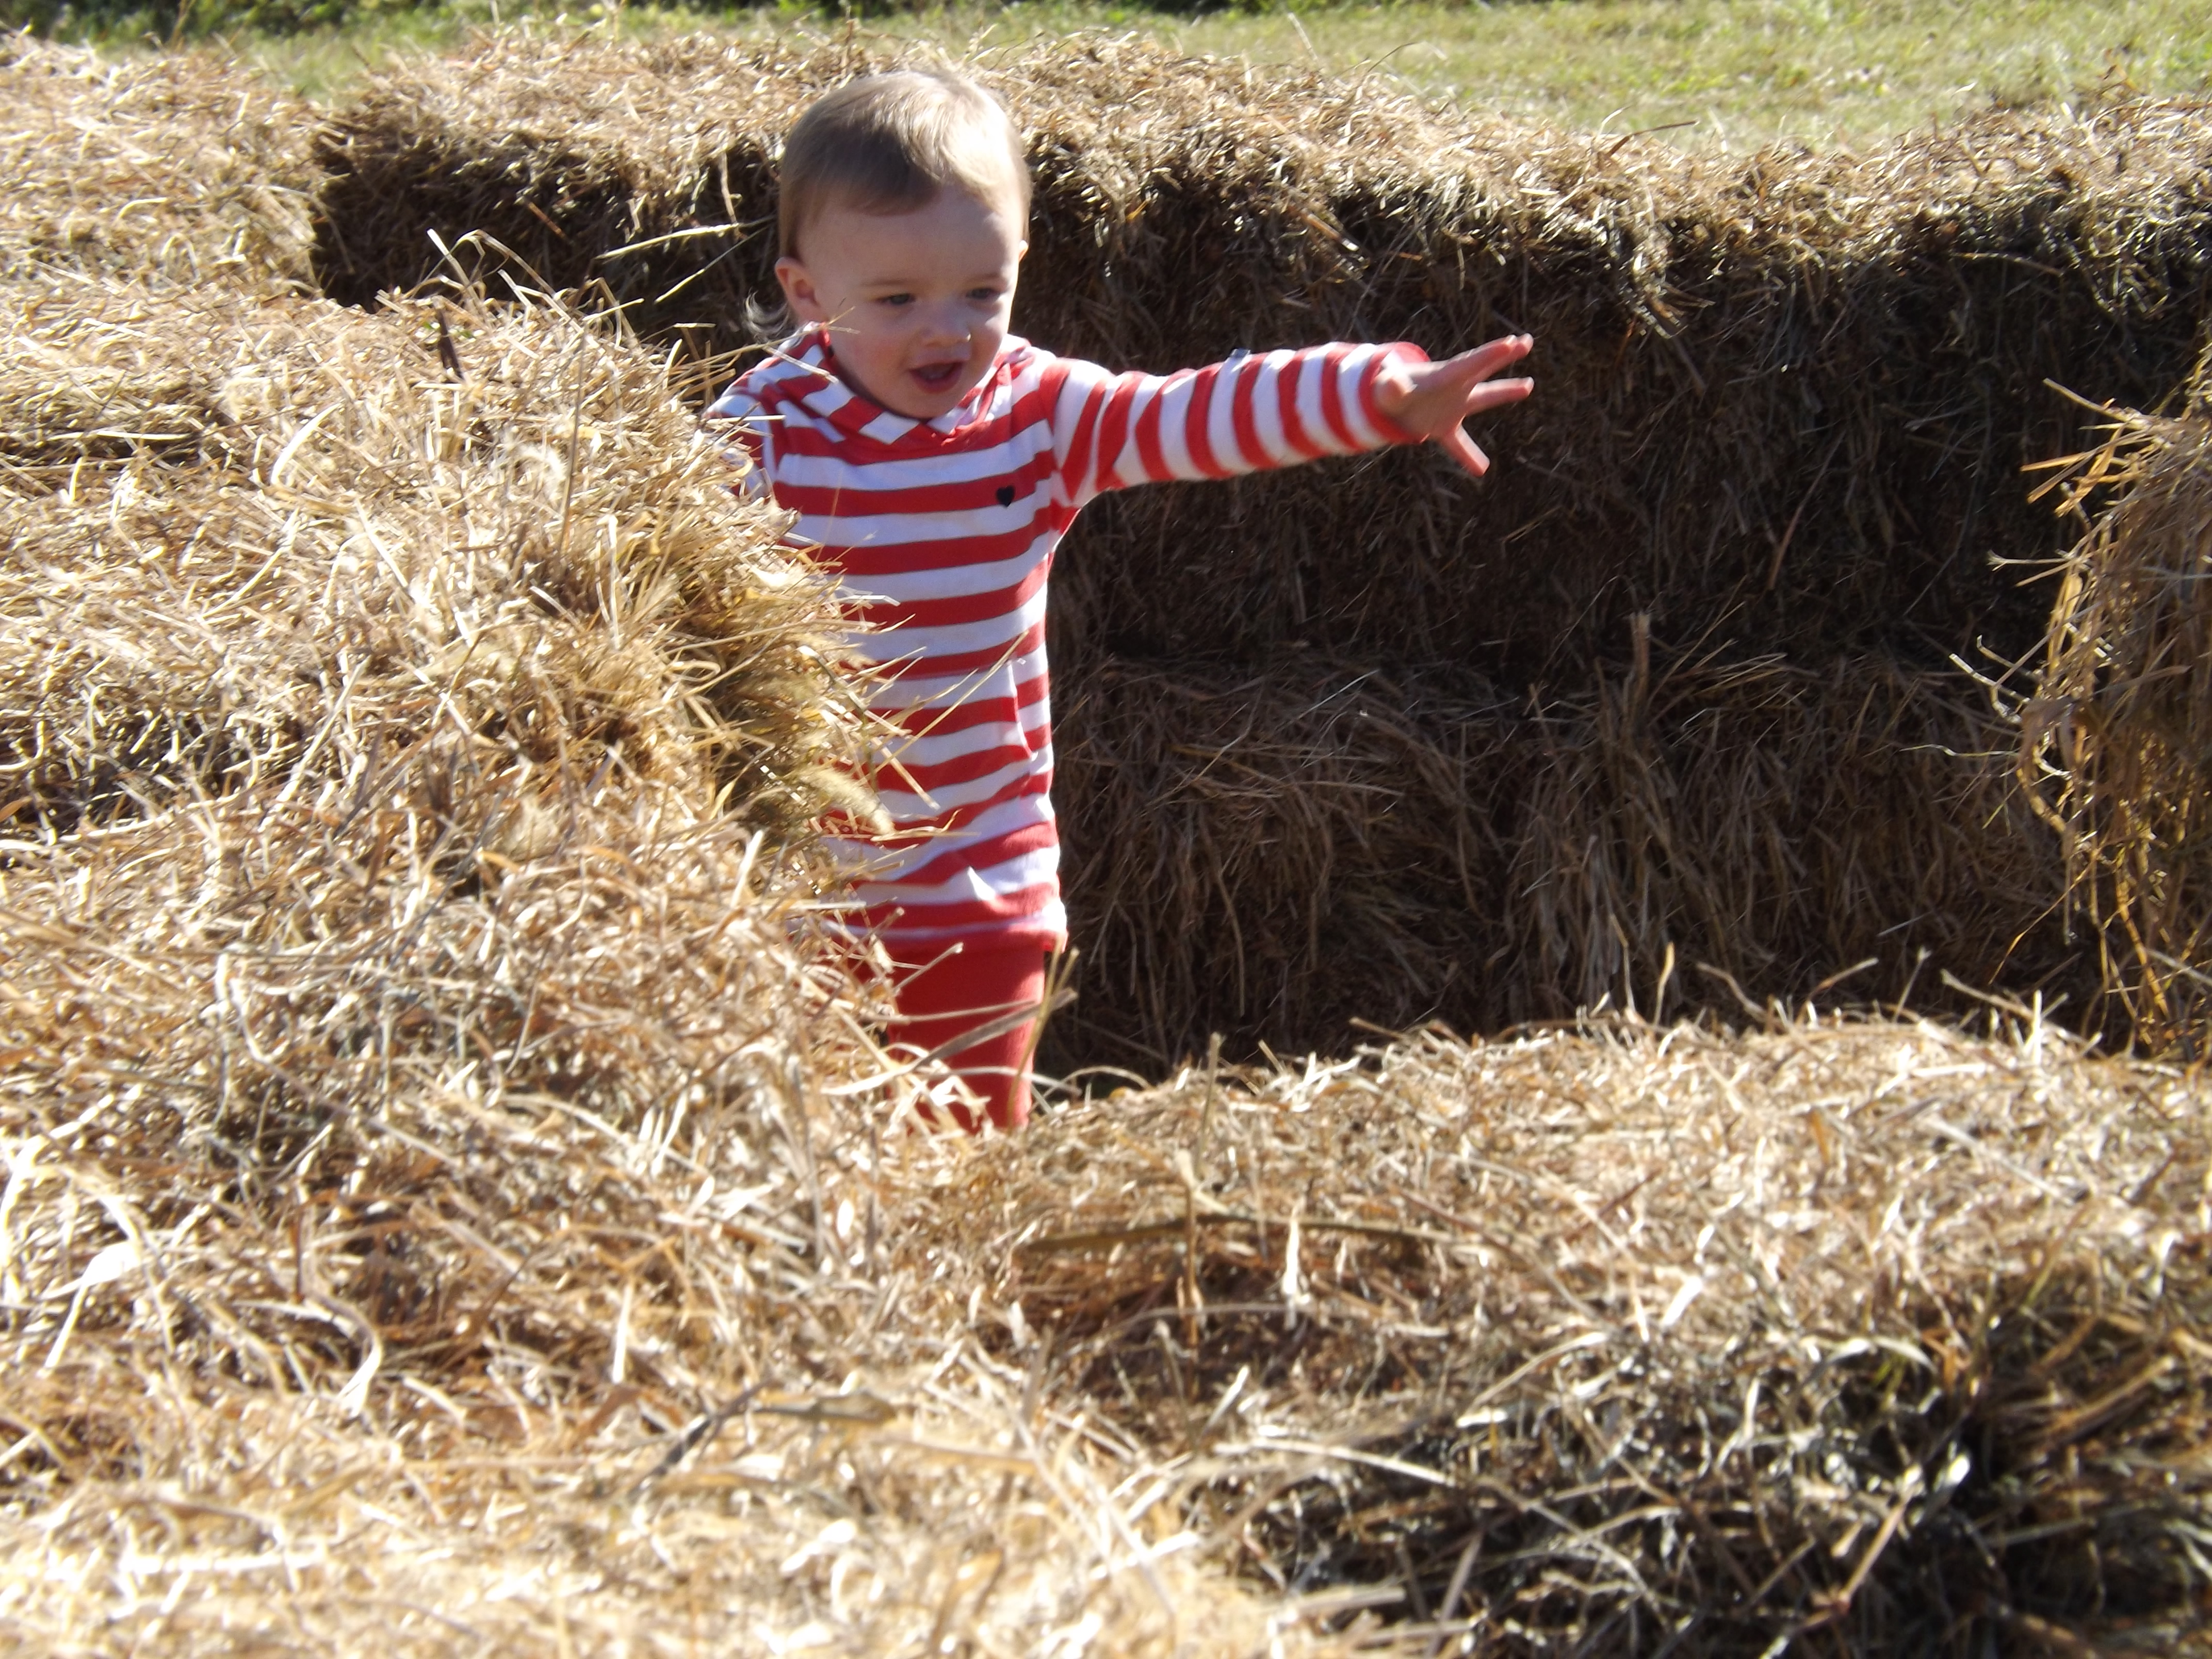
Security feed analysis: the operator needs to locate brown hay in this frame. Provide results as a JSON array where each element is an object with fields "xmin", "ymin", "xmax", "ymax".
[
  {"xmin": 0, "ymin": 36, "xmax": 313, "ymax": 294},
  {"xmin": 0, "ymin": 746, "xmax": 1282, "ymax": 1655},
  {"xmin": 2022, "ymin": 352, "xmax": 2212, "ymax": 1052},
  {"xmin": 0, "ymin": 275, "xmax": 1318, "ymax": 1654},
  {"xmin": 0, "ymin": 282, "xmax": 861, "ymax": 833},
  {"xmin": 8, "ymin": 45, "xmax": 2204, "ymax": 1656},
  {"xmin": 947, "ymin": 1015, "xmax": 2212, "ymax": 1654},
  {"xmin": 1050, "ymin": 648, "xmax": 2063, "ymax": 1069}
]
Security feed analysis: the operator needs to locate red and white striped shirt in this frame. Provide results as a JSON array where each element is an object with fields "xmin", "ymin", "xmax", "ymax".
[{"xmin": 708, "ymin": 328, "xmax": 1426, "ymax": 950}]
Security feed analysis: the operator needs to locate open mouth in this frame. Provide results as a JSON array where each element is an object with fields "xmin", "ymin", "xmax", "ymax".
[{"xmin": 911, "ymin": 361, "xmax": 964, "ymax": 394}]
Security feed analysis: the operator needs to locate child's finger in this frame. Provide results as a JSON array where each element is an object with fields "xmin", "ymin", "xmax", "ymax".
[
  {"xmin": 1438, "ymin": 334, "xmax": 1534, "ymax": 387},
  {"xmin": 1438, "ymin": 422, "xmax": 1492, "ymax": 477},
  {"xmin": 1457, "ymin": 376, "xmax": 1536, "ymax": 418}
]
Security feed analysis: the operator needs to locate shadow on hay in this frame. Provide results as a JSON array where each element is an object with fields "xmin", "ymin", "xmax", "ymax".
[{"xmin": 307, "ymin": 37, "xmax": 2212, "ymax": 679}]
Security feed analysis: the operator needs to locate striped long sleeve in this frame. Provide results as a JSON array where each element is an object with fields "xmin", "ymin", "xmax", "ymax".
[
  {"xmin": 1048, "ymin": 344, "xmax": 1426, "ymax": 506},
  {"xmin": 706, "ymin": 330, "xmax": 1428, "ymax": 950}
]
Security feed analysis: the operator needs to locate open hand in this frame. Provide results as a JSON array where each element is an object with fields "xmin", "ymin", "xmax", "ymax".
[{"xmin": 1373, "ymin": 335, "xmax": 1535, "ymax": 477}]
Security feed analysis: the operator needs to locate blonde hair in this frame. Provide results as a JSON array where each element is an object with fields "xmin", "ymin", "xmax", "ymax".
[{"xmin": 777, "ymin": 69, "xmax": 1030, "ymax": 262}]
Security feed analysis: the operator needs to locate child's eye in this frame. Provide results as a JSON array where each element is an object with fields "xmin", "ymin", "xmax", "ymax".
[
  {"xmin": 967, "ymin": 287, "xmax": 1003, "ymax": 303},
  {"xmin": 876, "ymin": 293, "xmax": 914, "ymax": 307}
]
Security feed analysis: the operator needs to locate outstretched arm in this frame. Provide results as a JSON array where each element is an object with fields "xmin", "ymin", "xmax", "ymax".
[
  {"xmin": 1047, "ymin": 335, "xmax": 1534, "ymax": 505},
  {"xmin": 1371, "ymin": 334, "xmax": 1535, "ymax": 477},
  {"xmin": 1050, "ymin": 342, "xmax": 1432, "ymax": 507}
]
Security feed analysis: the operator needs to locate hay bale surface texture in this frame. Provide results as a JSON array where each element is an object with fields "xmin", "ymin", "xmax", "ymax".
[
  {"xmin": 0, "ymin": 35, "xmax": 314, "ymax": 292},
  {"xmin": 315, "ymin": 31, "xmax": 2212, "ymax": 1059},
  {"xmin": 944, "ymin": 1017, "xmax": 2212, "ymax": 1655},
  {"xmin": 0, "ymin": 237, "xmax": 1309, "ymax": 1655}
]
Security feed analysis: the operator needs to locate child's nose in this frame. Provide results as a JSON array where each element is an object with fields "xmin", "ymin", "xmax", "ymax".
[{"xmin": 917, "ymin": 303, "xmax": 971, "ymax": 346}]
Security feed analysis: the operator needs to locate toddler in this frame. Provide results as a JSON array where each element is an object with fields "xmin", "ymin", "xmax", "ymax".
[{"xmin": 709, "ymin": 68, "xmax": 1533, "ymax": 1130}]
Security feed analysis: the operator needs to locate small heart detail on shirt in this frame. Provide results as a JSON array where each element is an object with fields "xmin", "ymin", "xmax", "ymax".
[{"xmin": 996, "ymin": 485, "xmax": 1016, "ymax": 507}]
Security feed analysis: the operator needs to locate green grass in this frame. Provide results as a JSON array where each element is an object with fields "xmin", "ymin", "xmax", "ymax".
[
  {"xmin": 926, "ymin": 0, "xmax": 2212, "ymax": 149},
  {"xmin": 39, "ymin": 0, "xmax": 2212, "ymax": 147}
]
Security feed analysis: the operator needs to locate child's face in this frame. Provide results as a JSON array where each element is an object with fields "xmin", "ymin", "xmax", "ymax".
[{"xmin": 775, "ymin": 182, "xmax": 1027, "ymax": 421}]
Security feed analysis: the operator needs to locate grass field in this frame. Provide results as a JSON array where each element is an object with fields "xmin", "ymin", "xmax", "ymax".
[
  {"xmin": 143, "ymin": 0, "xmax": 2212, "ymax": 147},
  {"xmin": 918, "ymin": 0, "xmax": 2212, "ymax": 147}
]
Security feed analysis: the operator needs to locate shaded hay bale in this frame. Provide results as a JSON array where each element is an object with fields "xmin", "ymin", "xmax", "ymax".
[
  {"xmin": 316, "ymin": 30, "xmax": 2212, "ymax": 680},
  {"xmin": 0, "ymin": 34, "xmax": 314, "ymax": 292},
  {"xmin": 1049, "ymin": 648, "xmax": 2064, "ymax": 1068},
  {"xmin": 948, "ymin": 1017, "xmax": 2212, "ymax": 1654},
  {"xmin": 2023, "ymin": 352, "xmax": 2212, "ymax": 1053},
  {"xmin": 310, "ymin": 28, "xmax": 2212, "ymax": 1058}
]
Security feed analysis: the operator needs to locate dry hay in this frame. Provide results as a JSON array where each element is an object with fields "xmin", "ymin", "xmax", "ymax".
[
  {"xmin": 310, "ymin": 28, "xmax": 2212, "ymax": 1057},
  {"xmin": 1050, "ymin": 647, "xmax": 2064, "ymax": 1069},
  {"xmin": 4, "ymin": 39, "xmax": 2205, "ymax": 1658},
  {"xmin": 0, "ymin": 281, "xmax": 862, "ymax": 832},
  {"xmin": 0, "ymin": 34, "xmax": 313, "ymax": 294},
  {"xmin": 0, "ymin": 276, "xmax": 1322, "ymax": 1654},
  {"xmin": 942, "ymin": 1015, "xmax": 2212, "ymax": 1655},
  {"xmin": 2021, "ymin": 351, "xmax": 2212, "ymax": 1053},
  {"xmin": 0, "ymin": 651, "xmax": 1282, "ymax": 1656}
]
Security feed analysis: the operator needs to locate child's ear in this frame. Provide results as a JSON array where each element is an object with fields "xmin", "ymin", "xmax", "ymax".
[{"xmin": 775, "ymin": 256, "xmax": 825, "ymax": 324}]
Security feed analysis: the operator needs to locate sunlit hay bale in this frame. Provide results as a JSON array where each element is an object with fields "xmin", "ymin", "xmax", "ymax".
[
  {"xmin": 1049, "ymin": 649, "xmax": 2061, "ymax": 1067},
  {"xmin": 317, "ymin": 29, "xmax": 2212, "ymax": 683},
  {"xmin": 0, "ymin": 769, "xmax": 1309, "ymax": 1655},
  {"xmin": 0, "ymin": 35, "xmax": 312, "ymax": 293},
  {"xmin": 2022, "ymin": 359, "xmax": 2212, "ymax": 1053},
  {"xmin": 0, "ymin": 780, "xmax": 1303, "ymax": 1655},
  {"xmin": 948, "ymin": 1017, "xmax": 2212, "ymax": 1654},
  {"xmin": 0, "ymin": 282, "xmax": 866, "ymax": 833},
  {"xmin": 0, "ymin": 276, "xmax": 263, "ymax": 473},
  {"xmin": 310, "ymin": 29, "xmax": 1479, "ymax": 331},
  {"xmin": 307, "ymin": 25, "xmax": 822, "ymax": 315},
  {"xmin": 0, "ymin": 282, "xmax": 1325, "ymax": 1653}
]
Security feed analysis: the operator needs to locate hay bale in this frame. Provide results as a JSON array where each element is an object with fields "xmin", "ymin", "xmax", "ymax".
[
  {"xmin": 948, "ymin": 1016, "xmax": 2212, "ymax": 1654},
  {"xmin": 0, "ymin": 750, "xmax": 1274, "ymax": 1654},
  {"xmin": 0, "ymin": 276, "xmax": 268, "ymax": 472},
  {"xmin": 2022, "ymin": 352, "xmax": 2212, "ymax": 1052},
  {"xmin": 315, "ymin": 31, "xmax": 2212, "ymax": 680},
  {"xmin": 1049, "ymin": 648, "xmax": 2064, "ymax": 1068},
  {"xmin": 14, "ymin": 52, "xmax": 2201, "ymax": 1653},
  {"xmin": 0, "ymin": 274, "xmax": 1318, "ymax": 1653},
  {"xmin": 0, "ymin": 35, "xmax": 313, "ymax": 292},
  {"xmin": 0, "ymin": 282, "xmax": 860, "ymax": 831}
]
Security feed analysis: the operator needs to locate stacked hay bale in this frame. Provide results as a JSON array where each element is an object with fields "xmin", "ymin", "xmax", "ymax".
[
  {"xmin": 0, "ymin": 33, "xmax": 314, "ymax": 291},
  {"xmin": 1056, "ymin": 652, "xmax": 2032, "ymax": 1058},
  {"xmin": 311, "ymin": 30, "xmax": 2212, "ymax": 1062},
  {"xmin": 2021, "ymin": 350, "xmax": 2212, "ymax": 1053}
]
